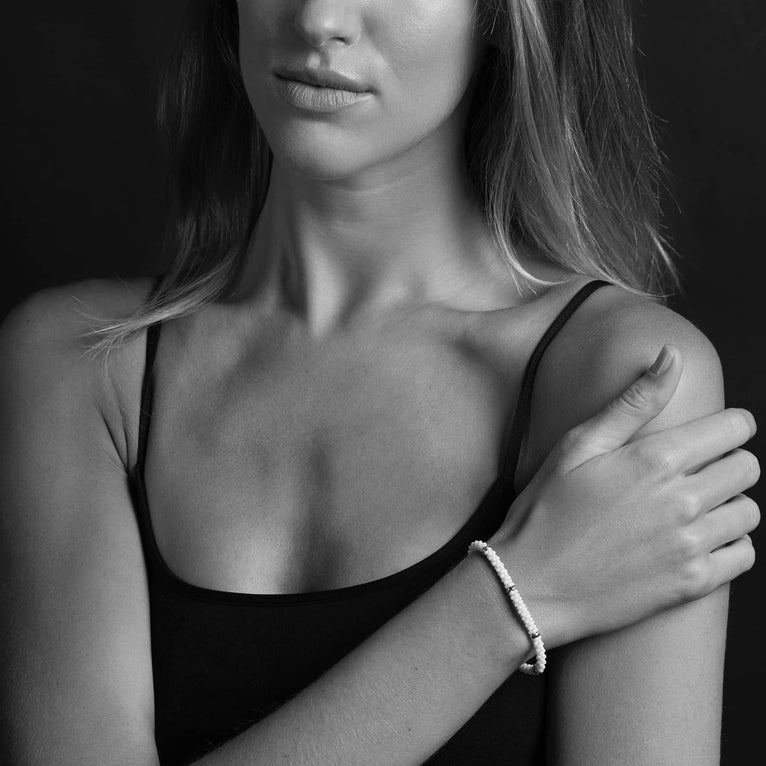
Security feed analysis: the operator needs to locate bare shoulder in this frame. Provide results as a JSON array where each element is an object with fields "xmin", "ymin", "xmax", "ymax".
[
  {"xmin": 558, "ymin": 283, "xmax": 723, "ymax": 417},
  {"xmin": 516, "ymin": 283, "xmax": 725, "ymax": 489},
  {"xmin": 0, "ymin": 276, "xmax": 155, "ymax": 468},
  {"xmin": 1, "ymin": 275, "xmax": 153, "ymax": 351}
]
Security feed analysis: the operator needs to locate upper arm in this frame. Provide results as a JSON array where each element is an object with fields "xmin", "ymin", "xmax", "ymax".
[
  {"xmin": 0, "ymin": 286, "xmax": 159, "ymax": 765},
  {"xmin": 519, "ymin": 287, "xmax": 728, "ymax": 765}
]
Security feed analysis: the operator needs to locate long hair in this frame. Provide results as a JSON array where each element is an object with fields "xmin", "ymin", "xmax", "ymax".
[{"xmin": 88, "ymin": 0, "xmax": 679, "ymax": 353}]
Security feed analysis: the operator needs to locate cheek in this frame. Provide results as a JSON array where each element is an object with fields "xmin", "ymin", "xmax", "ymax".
[
  {"xmin": 380, "ymin": 2, "xmax": 481, "ymax": 121},
  {"xmin": 237, "ymin": 4, "xmax": 280, "ymax": 111}
]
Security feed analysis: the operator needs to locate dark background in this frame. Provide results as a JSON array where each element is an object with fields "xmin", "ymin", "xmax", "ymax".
[{"xmin": 1, "ymin": 1, "xmax": 762, "ymax": 761}]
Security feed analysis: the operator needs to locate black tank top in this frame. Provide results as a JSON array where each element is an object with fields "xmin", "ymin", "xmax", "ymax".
[{"xmin": 128, "ymin": 279, "xmax": 609, "ymax": 765}]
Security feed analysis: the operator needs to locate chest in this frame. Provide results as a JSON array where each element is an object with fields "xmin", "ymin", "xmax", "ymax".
[{"xmin": 141, "ymin": 323, "xmax": 525, "ymax": 594}]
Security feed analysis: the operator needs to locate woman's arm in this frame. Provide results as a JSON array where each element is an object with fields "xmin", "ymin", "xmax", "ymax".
[
  {"xmin": 520, "ymin": 289, "xmax": 745, "ymax": 765},
  {"xmin": 0, "ymin": 285, "xmax": 160, "ymax": 765},
  {"xmin": 1, "ymin": 283, "xmax": 755, "ymax": 766},
  {"xmin": 0, "ymin": 284, "xmax": 553, "ymax": 766}
]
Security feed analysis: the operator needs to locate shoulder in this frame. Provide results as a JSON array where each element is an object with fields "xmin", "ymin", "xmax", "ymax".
[
  {"xmin": 516, "ymin": 282, "xmax": 724, "ymax": 489},
  {"xmin": 555, "ymin": 282, "xmax": 723, "ymax": 418},
  {"xmin": 0, "ymin": 276, "xmax": 155, "ymax": 469},
  {"xmin": 1, "ymin": 275, "xmax": 154, "ymax": 345},
  {"xmin": 0, "ymin": 276, "xmax": 155, "ymax": 354},
  {"xmin": 568, "ymin": 282, "xmax": 719, "ymax": 379}
]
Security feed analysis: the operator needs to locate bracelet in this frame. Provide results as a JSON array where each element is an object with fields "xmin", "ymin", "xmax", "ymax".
[{"xmin": 467, "ymin": 540, "xmax": 546, "ymax": 675}]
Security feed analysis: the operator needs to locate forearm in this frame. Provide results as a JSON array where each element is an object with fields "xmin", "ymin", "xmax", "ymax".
[{"xmin": 192, "ymin": 548, "xmax": 533, "ymax": 766}]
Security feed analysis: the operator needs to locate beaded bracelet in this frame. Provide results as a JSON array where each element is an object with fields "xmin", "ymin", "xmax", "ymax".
[{"xmin": 467, "ymin": 540, "xmax": 546, "ymax": 675}]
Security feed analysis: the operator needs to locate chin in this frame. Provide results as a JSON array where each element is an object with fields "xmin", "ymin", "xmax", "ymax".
[{"xmin": 265, "ymin": 125, "xmax": 401, "ymax": 181}]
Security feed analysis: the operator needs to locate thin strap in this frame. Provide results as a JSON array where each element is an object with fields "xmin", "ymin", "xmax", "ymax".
[
  {"xmin": 136, "ymin": 323, "xmax": 162, "ymax": 474},
  {"xmin": 499, "ymin": 279, "xmax": 611, "ymax": 493},
  {"xmin": 136, "ymin": 276, "xmax": 165, "ymax": 475}
]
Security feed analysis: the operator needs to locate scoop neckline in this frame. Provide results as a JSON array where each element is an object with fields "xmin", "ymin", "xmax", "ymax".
[
  {"xmin": 130, "ymin": 278, "xmax": 609, "ymax": 606},
  {"xmin": 131, "ymin": 460, "xmax": 511, "ymax": 606}
]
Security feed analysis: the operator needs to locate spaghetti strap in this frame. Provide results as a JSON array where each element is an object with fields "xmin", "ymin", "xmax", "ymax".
[
  {"xmin": 136, "ymin": 322, "xmax": 162, "ymax": 476},
  {"xmin": 134, "ymin": 278, "xmax": 610, "ymax": 494},
  {"xmin": 499, "ymin": 279, "xmax": 611, "ymax": 493},
  {"xmin": 135, "ymin": 274, "xmax": 165, "ymax": 477},
  {"xmin": 128, "ymin": 278, "xmax": 604, "ymax": 764}
]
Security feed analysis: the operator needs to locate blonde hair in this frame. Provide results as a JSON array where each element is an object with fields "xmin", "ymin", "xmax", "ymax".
[{"xmin": 89, "ymin": 0, "xmax": 679, "ymax": 354}]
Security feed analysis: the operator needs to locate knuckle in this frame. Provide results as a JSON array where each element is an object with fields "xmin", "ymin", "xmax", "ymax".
[
  {"xmin": 676, "ymin": 525, "xmax": 703, "ymax": 558},
  {"xmin": 616, "ymin": 382, "xmax": 653, "ymax": 414},
  {"xmin": 635, "ymin": 442, "xmax": 675, "ymax": 478},
  {"xmin": 681, "ymin": 558, "xmax": 711, "ymax": 598},
  {"xmin": 559, "ymin": 425, "xmax": 585, "ymax": 453},
  {"xmin": 653, "ymin": 447, "xmax": 677, "ymax": 478},
  {"xmin": 676, "ymin": 489, "xmax": 702, "ymax": 522}
]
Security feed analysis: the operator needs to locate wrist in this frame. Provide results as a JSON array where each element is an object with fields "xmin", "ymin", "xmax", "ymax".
[
  {"xmin": 455, "ymin": 548, "xmax": 541, "ymax": 671},
  {"xmin": 484, "ymin": 531, "xmax": 571, "ymax": 650}
]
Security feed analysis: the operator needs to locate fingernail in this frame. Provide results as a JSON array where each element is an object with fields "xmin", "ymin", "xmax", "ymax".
[{"xmin": 649, "ymin": 345, "xmax": 672, "ymax": 376}]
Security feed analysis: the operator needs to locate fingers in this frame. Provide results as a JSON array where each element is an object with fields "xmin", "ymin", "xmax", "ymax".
[
  {"xmin": 706, "ymin": 535, "xmax": 756, "ymax": 593},
  {"xmin": 557, "ymin": 344, "xmax": 683, "ymax": 468},
  {"xmin": 684, "ymin": 495, "xmax": 759, "ymax": 598},
  {"xmin": 627, "ymin": 407, "xmax": 757, "ymax": 476},
  {"xmin": 700, "ymin": 494, "xmax": 760, "ymax": 552},
  {"xmin": 686, "ymin": 448, "xmax": 761, "ymax": 512}
]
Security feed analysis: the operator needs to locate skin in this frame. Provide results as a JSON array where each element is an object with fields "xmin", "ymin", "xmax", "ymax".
[
  {"xmin": 0, "ymin": 1, "xmax": 757, "ymax": 764},
  {"xmin": 206, "ymin": 2, "xmax": 746, "ymax": 757},
  {"xmin": 233, "ymin": 0, "xmax": 528, "ymax": 335},
  {"xmin": 515, "ymin": 296, "xmax": 731, "ymax": 763}
]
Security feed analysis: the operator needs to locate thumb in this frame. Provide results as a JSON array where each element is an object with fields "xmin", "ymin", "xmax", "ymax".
[{"xmin": 558, "ymin": 344, "xmax": 683, "ymax": 468}]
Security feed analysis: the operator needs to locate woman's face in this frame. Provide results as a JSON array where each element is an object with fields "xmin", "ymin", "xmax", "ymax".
[{"xmin": 237, "ymin": 0, "xmax": 490, "ymax": 180}]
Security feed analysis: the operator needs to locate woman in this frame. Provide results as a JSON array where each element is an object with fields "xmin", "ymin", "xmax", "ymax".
[{"xmin": 0, "ymin": 1, "xmax": 759, "ymax": 764}]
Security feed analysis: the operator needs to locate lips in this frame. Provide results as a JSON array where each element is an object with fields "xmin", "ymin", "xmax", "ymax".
[
  {"xmin": 274, "ymin": 76, "xmax": 371, "ymax": 112},
  {"xmin": 273, "ymin": 65, "xmax": 370, "ymax": 93}
]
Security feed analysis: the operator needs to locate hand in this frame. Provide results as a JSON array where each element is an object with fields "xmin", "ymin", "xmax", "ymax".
[{"xmin": 490, "ymin": 344, "xmax": 760, "ymax": 648}]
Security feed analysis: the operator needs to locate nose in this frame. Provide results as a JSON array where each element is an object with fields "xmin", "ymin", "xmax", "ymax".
[{"xmin": 294, "ymin": 0, "xmax": 362, "ymax": 48}]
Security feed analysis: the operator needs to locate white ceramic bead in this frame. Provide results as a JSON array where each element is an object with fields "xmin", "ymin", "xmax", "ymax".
[{"xmin": 467, "ymin": 540, "xmax": 547, "ymax": 675}]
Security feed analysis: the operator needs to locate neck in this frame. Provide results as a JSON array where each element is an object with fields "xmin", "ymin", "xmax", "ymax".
[{"xmin": 233, "ymin": 131, "xmax": 523, "ymax": 335}]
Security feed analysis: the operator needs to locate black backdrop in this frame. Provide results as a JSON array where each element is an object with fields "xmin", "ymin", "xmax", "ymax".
[{"xmin": 1, "ymin": 2, "xmax": 762, "ymax": 762}]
